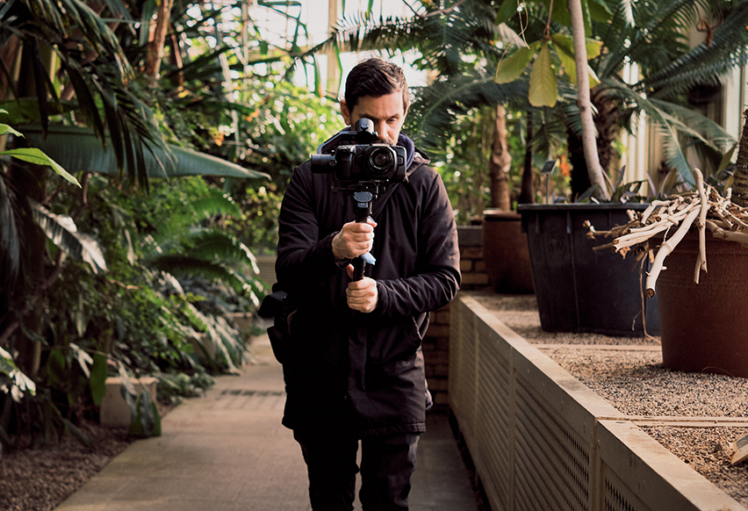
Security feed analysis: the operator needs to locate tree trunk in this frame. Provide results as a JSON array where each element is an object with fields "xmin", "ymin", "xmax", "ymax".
[
  {"xmin": 733, "ymin": 110, "xmax": 748, "ymax": 207},
  {"xmin": 489, "ymin": 104, "xmax": 512, "ymax": 210},
  {"xmin": 567, "ymin": 0, "xmax": 610, "ymax": 201},
  {"xmin": 519, "ymin": 111, "xmax": 534, "ymax": 204},
  {"xmin": 568, "ymin": 90, "xmax": 620, "ymax": 199},
  {"xmin": 144, "ymin": 0, "xmax": 175, "ymax": 80}
]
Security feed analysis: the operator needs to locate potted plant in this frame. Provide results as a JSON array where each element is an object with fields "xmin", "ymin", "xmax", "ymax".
[
  {"xmin": 500, "ymin": 0, "xmax": 744, "ymax": 336},
  {"xmin": 586, "ymin": 110, "xmax": 748, "ymax": 377},
  {"xmin": 480, "ymin": 104, "xmax": 536, "ymax": 294}
]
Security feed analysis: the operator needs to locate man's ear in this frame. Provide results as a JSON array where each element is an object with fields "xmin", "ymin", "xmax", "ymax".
[{"xmin": 340, "ymin": 100, "xmax": 352, "ymax": 125}]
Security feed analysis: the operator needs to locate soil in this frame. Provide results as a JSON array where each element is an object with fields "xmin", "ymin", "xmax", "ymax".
[
  {"xmin": 0, "ymin": 400, "xmax": 174, "ymax": 511},
  {"xmin": 0, "ymin": 422, "xmax": 134, "ymax": 511}
]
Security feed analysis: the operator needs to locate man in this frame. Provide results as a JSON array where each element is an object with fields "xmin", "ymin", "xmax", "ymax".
[{"xmin": 275, "ymin": 58, "xmax": 461, "ymax": 511}]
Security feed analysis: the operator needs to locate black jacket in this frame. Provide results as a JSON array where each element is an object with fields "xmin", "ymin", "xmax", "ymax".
[{"xmin": 275, "ymin": 135, "xmax": 461, "ymax": 437}]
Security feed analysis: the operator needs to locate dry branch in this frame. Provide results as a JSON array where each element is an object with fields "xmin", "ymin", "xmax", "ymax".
[{"xmin": 584, "ymin": 169, "xmax": 748, "ymax": 297}]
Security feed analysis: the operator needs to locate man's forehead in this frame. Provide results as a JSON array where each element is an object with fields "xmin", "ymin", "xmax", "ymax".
[{"xmin": 352, "ymin": 93, "xmax": 405, "ymax": 118}]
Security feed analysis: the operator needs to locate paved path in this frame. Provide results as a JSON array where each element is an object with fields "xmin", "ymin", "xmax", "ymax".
[{"xmin": 55, "ymin": 338, "xmax": 478, "ymax": 511}]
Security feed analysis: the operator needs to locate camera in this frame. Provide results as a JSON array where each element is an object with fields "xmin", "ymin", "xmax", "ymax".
[{"xmin": 311, "ymin": 119, "xmax": 407, "ymax": 183}]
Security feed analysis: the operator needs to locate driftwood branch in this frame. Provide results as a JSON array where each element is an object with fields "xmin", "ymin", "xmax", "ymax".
[{"xmin": 585, "ymin": 168, "xmax": 748, "ymax": 297}]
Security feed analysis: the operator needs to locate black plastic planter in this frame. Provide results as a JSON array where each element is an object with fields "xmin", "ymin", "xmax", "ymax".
[{"xmin": 517, "ymin": 203, "xmax": 660, "ymax": 336}]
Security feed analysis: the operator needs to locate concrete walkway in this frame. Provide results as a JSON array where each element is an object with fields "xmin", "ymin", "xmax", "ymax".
[{"xmin": 55, "ymin": 338, "xmax": 478, "ymax": 511}]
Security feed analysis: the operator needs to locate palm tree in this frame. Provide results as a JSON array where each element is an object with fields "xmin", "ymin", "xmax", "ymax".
[
  {"xmin": 300, "ymin": 0, "xmax": 535, "ymax": 209},
  {"xmin": 316, "ymin": 0, "xmax": 748, "ymax": 202},
  {"xmin": 506, "ymin": 0, "xmax": 748, "ymax": 197}
]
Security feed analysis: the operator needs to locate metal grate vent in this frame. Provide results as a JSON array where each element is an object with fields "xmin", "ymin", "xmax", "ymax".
[
  {"xmin": 515, "ymin": 382, "xmax": 590, "ymax": 511},
  {"xmin": 219, "ymin": 389, "xmax": 284, "ymax": 396},
  {"xmin": 602, "ymin": 465, "xmax": 649, "ymax": 511},
  {"xmin": 475, "ymin": 338, "xmax": 512, "ymax": 511},
  {"xmin": 457, "ymin": 310, "xmax": 477, "ymax": 446},
  {"xmin": 210, "ymin": 389, "xmax": 286, "ymax": 411}
]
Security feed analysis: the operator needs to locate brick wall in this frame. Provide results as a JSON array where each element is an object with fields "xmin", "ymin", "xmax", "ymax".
[{"xmin": 422, "ymin": 226, "xmax": 489, "ymax": 409}]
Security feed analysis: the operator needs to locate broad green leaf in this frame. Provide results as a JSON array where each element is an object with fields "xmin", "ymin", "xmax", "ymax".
[
  {"xmin": 1, "ymin": 148, "xmax": 80, "ymax": 187},
  {"xmin": 552, "ymin": 35, "xmax": 601, "ymax": 87},
  {"xmin": 62, "ymin": 419, "xmax": 91, "ymax": 447},
  {"xmin": 90, "ymin": 354, "xmax": 108, "ymax": 406},
  {"xmin": 70, "ymin": 343, "xmax": 93, "ymax": 379},
  {"xmin": 0, "ymin": 346, "xmax": 12, "ymax": 361},
  {"xmin": 497, "ymin": 23, "xmax": 528, "ymax": 49},
  {"xmin": 551, "ymin": 33, "xmax": 603, "ymax": 59},
  {"xmin": 0, "ymin": 124, "xmax": 22, "ymax": 137},
  {"xmin": 529, "ymin": 43, "xmax": 557, "ymax": 108},
  {"xmin": 31, "ymin": 201, "xmax": 108, "ymax": 274},
  {"xmin": 496, "ymin": 0, "xmax": 520, "ymax": 24},
  {"xmin": 46, "ymin": 350, "xmax": 68, "ymax": 388},
  {"xmin": 545, "ymin": 0, "xmax": 571, "ymax": 26},
  {"xmin": 553, "ymin": 37, "xmax": 578, "ymax": 84},
  {"xmin": 588, "ymin": 0, "xmax": 612, "ymax": 22},
  {"xmin": 585, "ymin": 38, "xmax": 603, "ymax": 59},
  {"xmin": 495, "ymin": 46, "xmax": 535, "ymax": 84},
  {"xmin": 21, "ymin": 125, "xmax": 268, "ymax": 179},
  {"xmin": 128, "ymin": 390, "xmax": 161, "ymax": 437},
  {"xmin": 582, "ymin": 0, "xmax": 592, "ymax": 36}
]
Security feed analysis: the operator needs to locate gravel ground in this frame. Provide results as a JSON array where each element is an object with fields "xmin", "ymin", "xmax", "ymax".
[
  {"xmin": 539, "ymin": 347, "xmax": 748, "ymax": 418},
  {"xmin": 0, "ymin": 422, "xmax": 133, "ymax": 511},
  {"xmin": 640, "ymin": 426, "xmax": 748, "ymax": 506},
  {"xmin": 473, "ymin": 292, "xmax": 748, "ymax": 507}
]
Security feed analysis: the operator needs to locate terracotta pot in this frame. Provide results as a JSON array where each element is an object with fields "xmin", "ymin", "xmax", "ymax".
[
  {"xmin": 482, "ymin": 209, "xmax": 534, "ymax": 294},
  {"xmin": 657, "ymin": 230, "xmax": 748, "ymax": 377}
]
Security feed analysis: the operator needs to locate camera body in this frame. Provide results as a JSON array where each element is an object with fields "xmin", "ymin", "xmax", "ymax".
[{"xmin": 311, "ymin": 119, "xmax": 407, "ymax": 184}]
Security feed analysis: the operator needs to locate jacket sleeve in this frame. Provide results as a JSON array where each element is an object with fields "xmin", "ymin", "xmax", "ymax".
[
  {"xmin": 375, "ymin": 172, "xmax": 461, "ymax": 318},
  {"xmin": 275, "ymin": 165, "xmax": 340, "ymax": 294}
]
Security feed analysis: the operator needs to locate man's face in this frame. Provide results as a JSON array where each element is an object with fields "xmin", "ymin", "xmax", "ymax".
[{"xmin": 340, "ymin": 91, "xmax": 407, "ymax": 146}]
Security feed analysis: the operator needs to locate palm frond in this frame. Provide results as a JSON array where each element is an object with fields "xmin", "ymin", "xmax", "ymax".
[
  {"xmin": 599, "ymin": 0, "xmax": 710, "ymax": 80},
  {"xmin": 644, "ymin": 2, "xmax": 748, "ymax": 98},
  {"xmin": 408, "ymin": 72, "xmax": 529, "ymax": 153},
  {"xmin": 301, "ymin": 0, "xmax": 500, "ymax": 76},
  {"xmin": 30, "ymin": 200, "xmax": 107, "ymax": 274},
  {"xmin": 182, "ymin": 230, "xmax": 259, "ymax": 274},
  {"xmin": 24, "ymin": 0, "xmax": 132, "ymax": 77},
  {"xmin": 190, "ymin": 190, "xmax": 243, "ymax": 219},
  {"xmin": 21, "ymin": 125, "xmax": 269, "ymax": 180},
  {"xmin": 649, "ymin": 98, "xmax": 734, "ymax": 150},
  {"xmin": 0, "ymin": 173, "xmax": 30, "ymax": 287},
  {"xmin": 596, "ymin": 79, "xmax": 732, "ymax": 185},
  {"xmin": 146, "ymin": 255, "xmax": 252, "ymax": 295}
]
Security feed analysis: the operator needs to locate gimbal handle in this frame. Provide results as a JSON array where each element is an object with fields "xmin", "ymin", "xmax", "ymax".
[{"xmin": 352, "ymin": 190, "xmax": 376, "ymax": 281}]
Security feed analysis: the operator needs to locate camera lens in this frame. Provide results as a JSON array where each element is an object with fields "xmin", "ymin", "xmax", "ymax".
[{"xmin": 367, "ymin": 147, "xmax": 393, "ymax": 175}]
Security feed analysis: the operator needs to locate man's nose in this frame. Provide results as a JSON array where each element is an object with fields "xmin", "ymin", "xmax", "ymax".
[{"xmin": 373, "ymin": 122, "xmax": 388, "ymax": 139}]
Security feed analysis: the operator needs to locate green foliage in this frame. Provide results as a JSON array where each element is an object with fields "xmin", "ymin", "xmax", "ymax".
[{"xmin": 434, "ymin": 106, "xmax": 549, "ymax": 223}]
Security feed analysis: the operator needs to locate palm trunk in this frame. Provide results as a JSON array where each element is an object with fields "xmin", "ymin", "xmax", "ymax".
[
  {"xmin": 568, "ymin": 91, "xmax": 620, "ymax": 199},
  {"xmin": 733, "ymin": 110, "xmax": 748, "ymax": 207},
  {"xmin": 519, "ymin": 111, "xmax": 534, "ymax": 204},
  {"xmin": 568, "ymin": 0, "xmax": 610, "ymax": 201},
  {"xmin": 489, "ymin": 104, "xmax": 512, "ymax": 210}
]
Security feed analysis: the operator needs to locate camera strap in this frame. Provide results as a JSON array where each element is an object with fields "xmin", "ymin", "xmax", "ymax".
[{"xmin": 370, "ymin": 182, "xmax": 400, "ymax": 219}]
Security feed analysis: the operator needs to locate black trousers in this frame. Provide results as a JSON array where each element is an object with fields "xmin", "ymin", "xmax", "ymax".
[{"xmin": 293, "ymin": 429, "xmax": 420, "ymax": 511}]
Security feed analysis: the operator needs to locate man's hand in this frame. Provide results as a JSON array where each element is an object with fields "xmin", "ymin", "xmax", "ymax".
[
  {"xmin": 332, "ymin": 219, "xmax": 376, "ymax": 260},
  {"xmin": 346, "ymin": 265, "xmax": 378, "ymax": 313}
]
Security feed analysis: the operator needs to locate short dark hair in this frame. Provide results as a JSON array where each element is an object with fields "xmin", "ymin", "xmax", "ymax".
[{"xmin": 344, "ymin": 58, "xmax": 410, "ymax": 113}]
